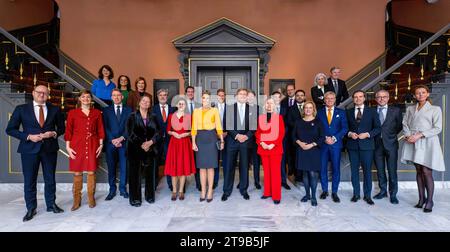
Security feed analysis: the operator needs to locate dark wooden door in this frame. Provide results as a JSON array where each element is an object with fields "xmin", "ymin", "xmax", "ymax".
[{"xmin": 197, "ymin": 67, "xmax": 251, "ymax": 98}]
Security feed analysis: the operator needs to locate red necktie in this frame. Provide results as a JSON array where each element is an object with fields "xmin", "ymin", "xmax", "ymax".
[
  {"xmin": 162, "ymin": 105, "xmax": 167, "ymax": 122},
  {"xmin": 38, "ymin": 105, "xmax": 45, "ymax": 127}
]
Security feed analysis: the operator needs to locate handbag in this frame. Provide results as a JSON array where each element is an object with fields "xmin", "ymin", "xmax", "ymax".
[{"xmin": 216, "ymin": 140, "xmax": 222, "ymax": 150}]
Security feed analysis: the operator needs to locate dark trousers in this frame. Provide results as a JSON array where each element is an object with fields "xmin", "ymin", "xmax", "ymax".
[
  {"xmin": 215, "ymin": 143, "xmax": 228, "ymax": 186},
  {"xmin": 320, "ymin": 146, "xmax": 341, "ymax": 193},
  {"xmin": 374, "ymin": 140, "xmax": 398, "ymax": 197},
  {"xmin": 248, "ymin": 145, "xmax": 261, "ymax": 185},
  {"xmin": 105, "ymin": 144, "xmax": 127, "ymax": 193},
  {"xmin": 348, "ymin": 149, "xmax": 374, "ymax": 198},
  {"xmin": 280, "ymin": 137, "xmax": 295, "ymax": 184},
  {"xmin": 157, "ymin": 137, "xmax": 172, "ymax": 189},
  {"xmin": 128, "ymin": 156, "xmax": 156, "ymax": 203},
  {"xmin": 21, "ymin": 151, "xmax": 57, "ymax": 210},
  {"xmin": 223, "ymin": 142, "xmax": 249, "ymax": 195}
]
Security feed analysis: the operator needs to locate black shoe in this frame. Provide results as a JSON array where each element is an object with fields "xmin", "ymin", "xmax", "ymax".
[
  {"xmin": 168, "ymin": 186, "xmax": 173, "ymax": 192},
  {"xmin": 196, "ymin": 186, "xmax": 201, "ymax": 192},
  {"xmin": 423, "ymin": 201, "xmax": 433, "ymax": 213},
  {"xmin": 319, "ymin": 192, "xmax": 329, "ymax": 199},
  {"xmin": 331, "ymin": 193, "xmax": 340, "ymax": 203},
  {"xmin": 46, "ymin": 204, "xmax": 64, "ymax": 213},
  {"xmin": 242, "ymin": 193, "xmax": 250, "ymax": 200},
  {"xmin": 301, "ymin": 195, "xmax": 310, "ymax": 202},
  {"xmin": 207, "ymin": 197, "xmax": 213, "ymax": 203},
  {"xmin": 390, "ymin": 196, "xmax": 399, "ymax": 204},
  {"xmin": 414, "ymin": 199, "xmax": 426, "ymax": 208},
  {"xmin": 105, "ymin": 191, "xmax": 116, "ymax": 201},
  {"xmin": 363, "ymin": 197, "xmax": 374, "ymax": 205},
  {"xmin": 255, "ymin": 183, "xmax": 261, "ymax": 190},
  {"xmin": 130, "ymin": 200, "xmax": 141, "ymax": 207},
  {"xmin": 145, "ymin": 198, "xmax": 155, "ymax": 204},
  {"xmin": 120, "ymin": 191, "xmax": 129, "ymax": 199},
  {"xmin": 261, "ymin": 195, "xmax": 270, "ymax": 199},
  {"xmin": 350, "ymin": 195, "xmax": 360, "ymax": 202},
  {"xmin": 236, "ymin": 184, "xmax": 240, "ymax": 189},
  {"xmin": 23, "ymin": 209, "xmax": 36, "ymax": 222},
  {"xmin": 273, "ymin": 200, "xmax": 280, "ymax": 205},
  {"xmin": 221, "ymin": 194, "xmax": 229, "ymax": 201},
  {"xmin": 282, "ymin": 183, "xmax": 291, "ymax": 190},
  {"xmin": 373, "ymin": 192, "xmax": 387, "ymax": 200},
  {"xmin": 311, "ymin": 198, "xmax": 318, "ymax": 206}
]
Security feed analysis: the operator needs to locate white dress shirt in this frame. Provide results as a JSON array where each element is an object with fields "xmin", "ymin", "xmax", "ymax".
[
  {"xmin": 33, "ymin": 101, "xmax": 47, "ymax": 122},
  {"xmin": 238, "ymin": 102, "xmax": 246, "ymax": 124},
  {"xmin": 114, "ymin": 104, "xmax": 122, "ymax": 115},
  {"xmin": 159, "ymin": 103, "xmax": 168, "ymax": 118},
  {"xmin": 354, "ymin": 104, "xmax": 365, "ymax": 119}
]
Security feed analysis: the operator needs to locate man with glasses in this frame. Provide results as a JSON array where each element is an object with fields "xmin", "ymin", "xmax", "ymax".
[
  {"xmin": 6, "ymin": 84, "xmax": 65, "ymax": 221},
  {"xmin": 373, "ymin": 90, "xmax": 402, "ymax": 204}
]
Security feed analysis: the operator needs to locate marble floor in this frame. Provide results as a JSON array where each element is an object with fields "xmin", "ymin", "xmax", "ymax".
[{"xmin": 1, "ymin": 176, "xmax": 450, "ymax": 232}]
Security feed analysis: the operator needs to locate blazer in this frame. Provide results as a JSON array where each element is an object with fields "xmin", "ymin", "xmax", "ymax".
[
  {"xmin": 152, "ymin": 103, "xmax": 175, "ymax": 138},
  {"xmin": 216, "ymin": 102, "xmax": 227, "ymax": 132},
  {"xmin": 226, "ymin": 103, "xmax": 256, "ymax": 146},
  {"xmin": 317, "ymin": 106, "xmax": 348, "ymax": 149},
  {"xmin": 374, "ymin": 105, "xmax": 403, "ymax": 150},
  {"xmin": 126, "ymin": 111, "xmax": 160, "ymax": 155},
  {"xmin": 255, "ymin": 113, "xmax": 285, "ymax": 156},
  {"xmin": 327, "ymin": 78, "xmax": 349, "ymax": 106},
  {"xmin": 126, "ymin": 90, "xmax": 153, "ymax": 111},
  {"xmin": 286, "ymin": 102, "xmax": 304, "ymax": 131},
  {"xmin": 102, "ymin": 104, "xmax": 132, "ymax": 144},
  {"xmin": 311, "ymin": 86, "xmax": 327, "ymax": 109},
  {"xmin": 346, "ymin": 106, "xmax": 381, "ymax": 151},
  {"xmin": 6, "ymin": 102, "xmax": 65, "ymax": 154}
]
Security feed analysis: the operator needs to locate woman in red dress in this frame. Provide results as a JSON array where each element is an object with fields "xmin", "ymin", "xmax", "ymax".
[
  {"xmin": 65, "ymin": 90, "xmax": 105, "ymax": 210},
  {"xmin": 165, "ymin": 97, "xmax": 196, "ymax": 201},
  {"xmin": 255, "ymin": 97, "xmax": 285, "ymax": 205}
]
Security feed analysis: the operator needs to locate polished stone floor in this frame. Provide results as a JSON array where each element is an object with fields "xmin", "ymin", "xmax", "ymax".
[{"xmin": 1, "ymin": 176, "xmax": 450, "ymax": 232}]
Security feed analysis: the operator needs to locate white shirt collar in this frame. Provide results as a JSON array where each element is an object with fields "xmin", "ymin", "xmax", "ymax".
[
  {"xmin": 326, "ymin": 106, "xmax": 335, "ymax": 111},
  {"xmin": 378, "ymin": 105, "xmax": 388, "ymax": 109},
  {"xmin": 356, "ymin": 104, "xmax": 365, "ymax": 110},
  {"xmin": 160, "ymin": 103, "xmax": 167, "ymax": 108},
  {"xmin": 33, "ymin": 101, "xmax": 46, "ymax": 107}
]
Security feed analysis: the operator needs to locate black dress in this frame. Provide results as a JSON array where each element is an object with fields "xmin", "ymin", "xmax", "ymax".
[{"xmin": 292, "ymin": 118, "xmax": 325, "ymax": 171}]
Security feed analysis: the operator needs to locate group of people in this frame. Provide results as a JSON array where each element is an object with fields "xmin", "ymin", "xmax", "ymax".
[{"xmin": 5, "ymin": 65, "xmax": 445, "ymax": 222}]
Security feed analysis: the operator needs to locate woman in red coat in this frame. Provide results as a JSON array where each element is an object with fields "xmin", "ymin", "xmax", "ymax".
[
  {"xmin": 255, "ymin": 98, "xmax": 285, "ymax": 204},
  {"xmin": 164, "ymin": 97, "xmax": 196, "ymax": 201},
  {"xmin": 65, "ymin": 90, "xmax": 105, "ymax": 210}
]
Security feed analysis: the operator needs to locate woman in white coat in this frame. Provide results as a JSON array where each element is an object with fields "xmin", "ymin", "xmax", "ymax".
[{"xmin": 401, "ymin": 85, "xmax": 445, "ymax": 213}]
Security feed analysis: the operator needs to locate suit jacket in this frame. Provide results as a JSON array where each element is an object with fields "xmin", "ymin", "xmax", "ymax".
[
  {"xmin": 6, "ymin": 102, "xmax": 65, "ymax": 154},
  {"xmin": 346, "ymin": 106, "xmax": 381, "ymax": 151},
  {"xmin": 280, "ymin": 96, "xmax": 296, "ymax": 114},
  {"xmin": 102, "ymin": 105, "xmax": 132, "ymax": 145},
  {"xmin": 286, "ymin": 102, "xmax": 304, "ymax": 131},
  {"xmin": 152, "ymin": 103, "xmax": 175, "ymax": 139},
  {"xmin": 327, "ymin": 78, "xmax": 349, "ymax": 106},
  {"xmin": 374, "ymin": 105, "xmax": 402, "ymax": 150},
  {"xmin": 317, "ymin": 106, "xmax": 348, "ymax": 149},
  {"xmin": 311, "ymin": 86, "xmax": 326, "ymax": 109},
  {"xmin": 226, "ymin": 103, "xmax": 256, "ymax": 146}
]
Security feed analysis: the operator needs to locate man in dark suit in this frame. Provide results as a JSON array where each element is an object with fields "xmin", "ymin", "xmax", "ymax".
[
  {"xmin": 373, "ymin": 90, "xmax": 402, "ymax": 204},
  {"xmin": 326, "ymin": 66, "xmax": 349, "ymax": 106},
  {"xmin": 6, "ymin": 84, "xmax": 65, "ymax": 221},
  {"xmin": 152, "ymin": 88, "xmax": 175, "ymax": 191},
  {"xmin": 280, "ymin": 84, "xmax": 297, "ymax": 179},
  {"xmin": 222, "ymin": 88, "xmax": 256, "ymax": 201},
  {"xmin": 272, "ymin": 91, "xmax": 291, "ymax": 190},
  {"xmin": 214, "ymin": 88, "xmax": 227, "ymax": 189},
  {"xmin": 246, "ymin": 89, "xmax": 261, "ymax": 189},
  {"xmin": 346, "ymin": 90, "xmax": 381, "ymax": 205},
  {"xmin": 317, "ymin": 91, "xmax": 348, "ymax": 203},
  {"xmin": 103, "ymin": 89, "xmax": 132, "ymax": 200},
  {"xmin": 286, "ymin": 89, "xmax": 306, "ymax": 182}
]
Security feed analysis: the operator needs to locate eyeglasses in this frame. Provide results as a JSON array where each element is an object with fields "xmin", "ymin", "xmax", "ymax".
[
  {"xmin": 375, "ymin": 96, "xmax": 389, "ymax": 99},
  {"xmin": 34, "ymin": 91, "xmax": 49, "ymax": 96}
]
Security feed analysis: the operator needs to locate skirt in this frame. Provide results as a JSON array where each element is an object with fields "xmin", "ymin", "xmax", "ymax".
[{"xmin": 195, "ymin": 130, "xmax": 218, "ymax": 169}]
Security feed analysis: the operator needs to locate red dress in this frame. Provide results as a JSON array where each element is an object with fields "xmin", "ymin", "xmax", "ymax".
[
  {"xmin": 64, "ymin": 108, "xmax": 105, "ymax": 172},
  {"xmin": 164, "ymin": 113, "xmax": 196, "ymax": 176}
]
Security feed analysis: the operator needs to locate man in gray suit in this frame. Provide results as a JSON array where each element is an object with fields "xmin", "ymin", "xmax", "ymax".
[{"xmin": 373, "ymin": 90, "xmax": 403, "ymax": 204}]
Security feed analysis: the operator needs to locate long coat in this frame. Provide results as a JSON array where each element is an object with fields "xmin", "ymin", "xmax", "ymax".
[{"xmin": 401, "ymin": 101, "xmax": 445, "ymax": 171}]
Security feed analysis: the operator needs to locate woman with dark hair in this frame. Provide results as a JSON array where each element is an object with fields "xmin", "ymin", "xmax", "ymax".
[
  {"xmin": 65, "ymin": 90, "xmax": 105, "ymax": 210},
  {"xmin": 91, "ymin": 65, "xmax": 116, "ymax": 106},
  {"xmin": 126, "ymin": 94, "xmax": 160, "ymax": 206},
  {"xmin": 126, "ymin": 76, "xmax": 153, "ymax": 111},
  {"xmin": 117, "ymin": 75, "xmax": 131, "ymax": 105},
  {"xmin": 401, "ymin": 85, "xmax": 445, "ymax": 213}
]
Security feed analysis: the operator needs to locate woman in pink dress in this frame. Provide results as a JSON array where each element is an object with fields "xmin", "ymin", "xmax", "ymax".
[{"xmin": 164, "ymin": 97, "xmax": 196, "ymax": 201}]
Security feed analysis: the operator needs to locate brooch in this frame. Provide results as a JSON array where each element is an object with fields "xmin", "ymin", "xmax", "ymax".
[{"xmin": 336, "ymin": 114, "xmax": 340, "ymax": 118}]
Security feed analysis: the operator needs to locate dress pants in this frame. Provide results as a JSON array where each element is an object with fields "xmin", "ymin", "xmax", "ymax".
[
  {"xmin": 21, "ymin": 150, "xmax": 57, "ymax": 210},
  {"xmin": 374, "ymin": 139, "xmax": 398, "ymax": 197},
  {"xmin": 249, "ymin": 146, "xmax": 261, "ymax": 185},
  {"xmin": 348, "ymin": 149, "xmax": 374, "ymax": 198},
  {"xmin": 214, "ymin": 141, "xmax": 227, "ymax": 186},
  {"xmin": 105, "ymin": 144, "xmax": 127, "ymax": 193},
  {"xmin": 261, "ymin": 154, "xmax": 282, "ymax": 201},
  {"xmin": 320, "ymin": 146, "xmax": 341, "ymax": 194},
  {"xmin": 129, "ymin": 156, "xmax": 156, "ymax": 202},
  {"xmin": 223, "ymin": 143, "xmax": 249, "ymax": 196}
]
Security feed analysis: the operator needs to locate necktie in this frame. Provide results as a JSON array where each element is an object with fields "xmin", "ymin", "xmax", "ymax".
[
  {"xmin": 289, "ymin": 98, "xmax": 293, "ymax": 107},
  {"xmin": 162, "ymin": 105, "xmax": 167, "ymax": 122},
  {"xmin": 239, "ymin": 104, "xmax": 245, "ymax": 125},
  {"xmin": 190, "ymin": 102, "xmax": 194, "ymax": 114},
  {"xmin": 356, "ymin": 107, "xmax": 362, "ymax": 123},
  {"xmin": 276, "ymin": 106, "xmax": 280, "ymax": 114},
  {"xmin": 219, "ymin": 104, "xmax": 224, "ymax": 122},
  {"xmin": 116, "ymin": 105, "xmax": 121, "ymax": 121},
  {"xmin": 327, "ymin": 108, "xmax": 332, "ymax": 125},
  {"xmin": 334, "ymin": 80, "xmax": 338, "ymax": 94},
  {"xmin": 38, "ymin": 105, "xmax": 44, "ymax": 127},
  {"xmin": 378, "ymin": 107, "xmax": 385, "ymax": 125}
]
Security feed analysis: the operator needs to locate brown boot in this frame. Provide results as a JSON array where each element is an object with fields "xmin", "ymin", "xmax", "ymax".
[
  {"xmin": 71, "ymin": 175, "xmax": 83, "ymax": 211},
  {"xmin": 87, "ymin": 173, "xmax": 96, "ymax": 208}
]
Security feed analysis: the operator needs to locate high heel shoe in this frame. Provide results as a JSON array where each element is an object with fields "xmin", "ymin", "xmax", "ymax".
[
  {"xmin": 179, "ymin": 192, "xmax": 185, "ymax": 201},
  {"xmin": 206, "ymin": 192, "xmax": 213, "ymax": 203},
  {"xmin": 171, "ymin": 192, "xmax": 177, "ymax": 201},
  {"xmin": 423, "ymin": 201, "xmax": 433, "ymax": 213},
  {"xmin": 414, "ymin": 199, "xmax": 426, "ymax": 208}
]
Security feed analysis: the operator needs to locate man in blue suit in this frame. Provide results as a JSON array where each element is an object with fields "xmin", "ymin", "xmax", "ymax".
[
  {"xmin": 152, "ymin": 88, "xmax": 175, "ymax": 191},
  {"xmin": 346, "ymin": 90, "xmax": 381, "ymax": 205},
  {"xmin": 103, "ymin": 89, "xmax": 132, "ymax": 200},
  {"xmin": 317, "ymin": 91, "xmax": 348, "ymax": 203},
  {"xmin": 6, "ymin": 84, "xmax": 65, "ymax": 221}
]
